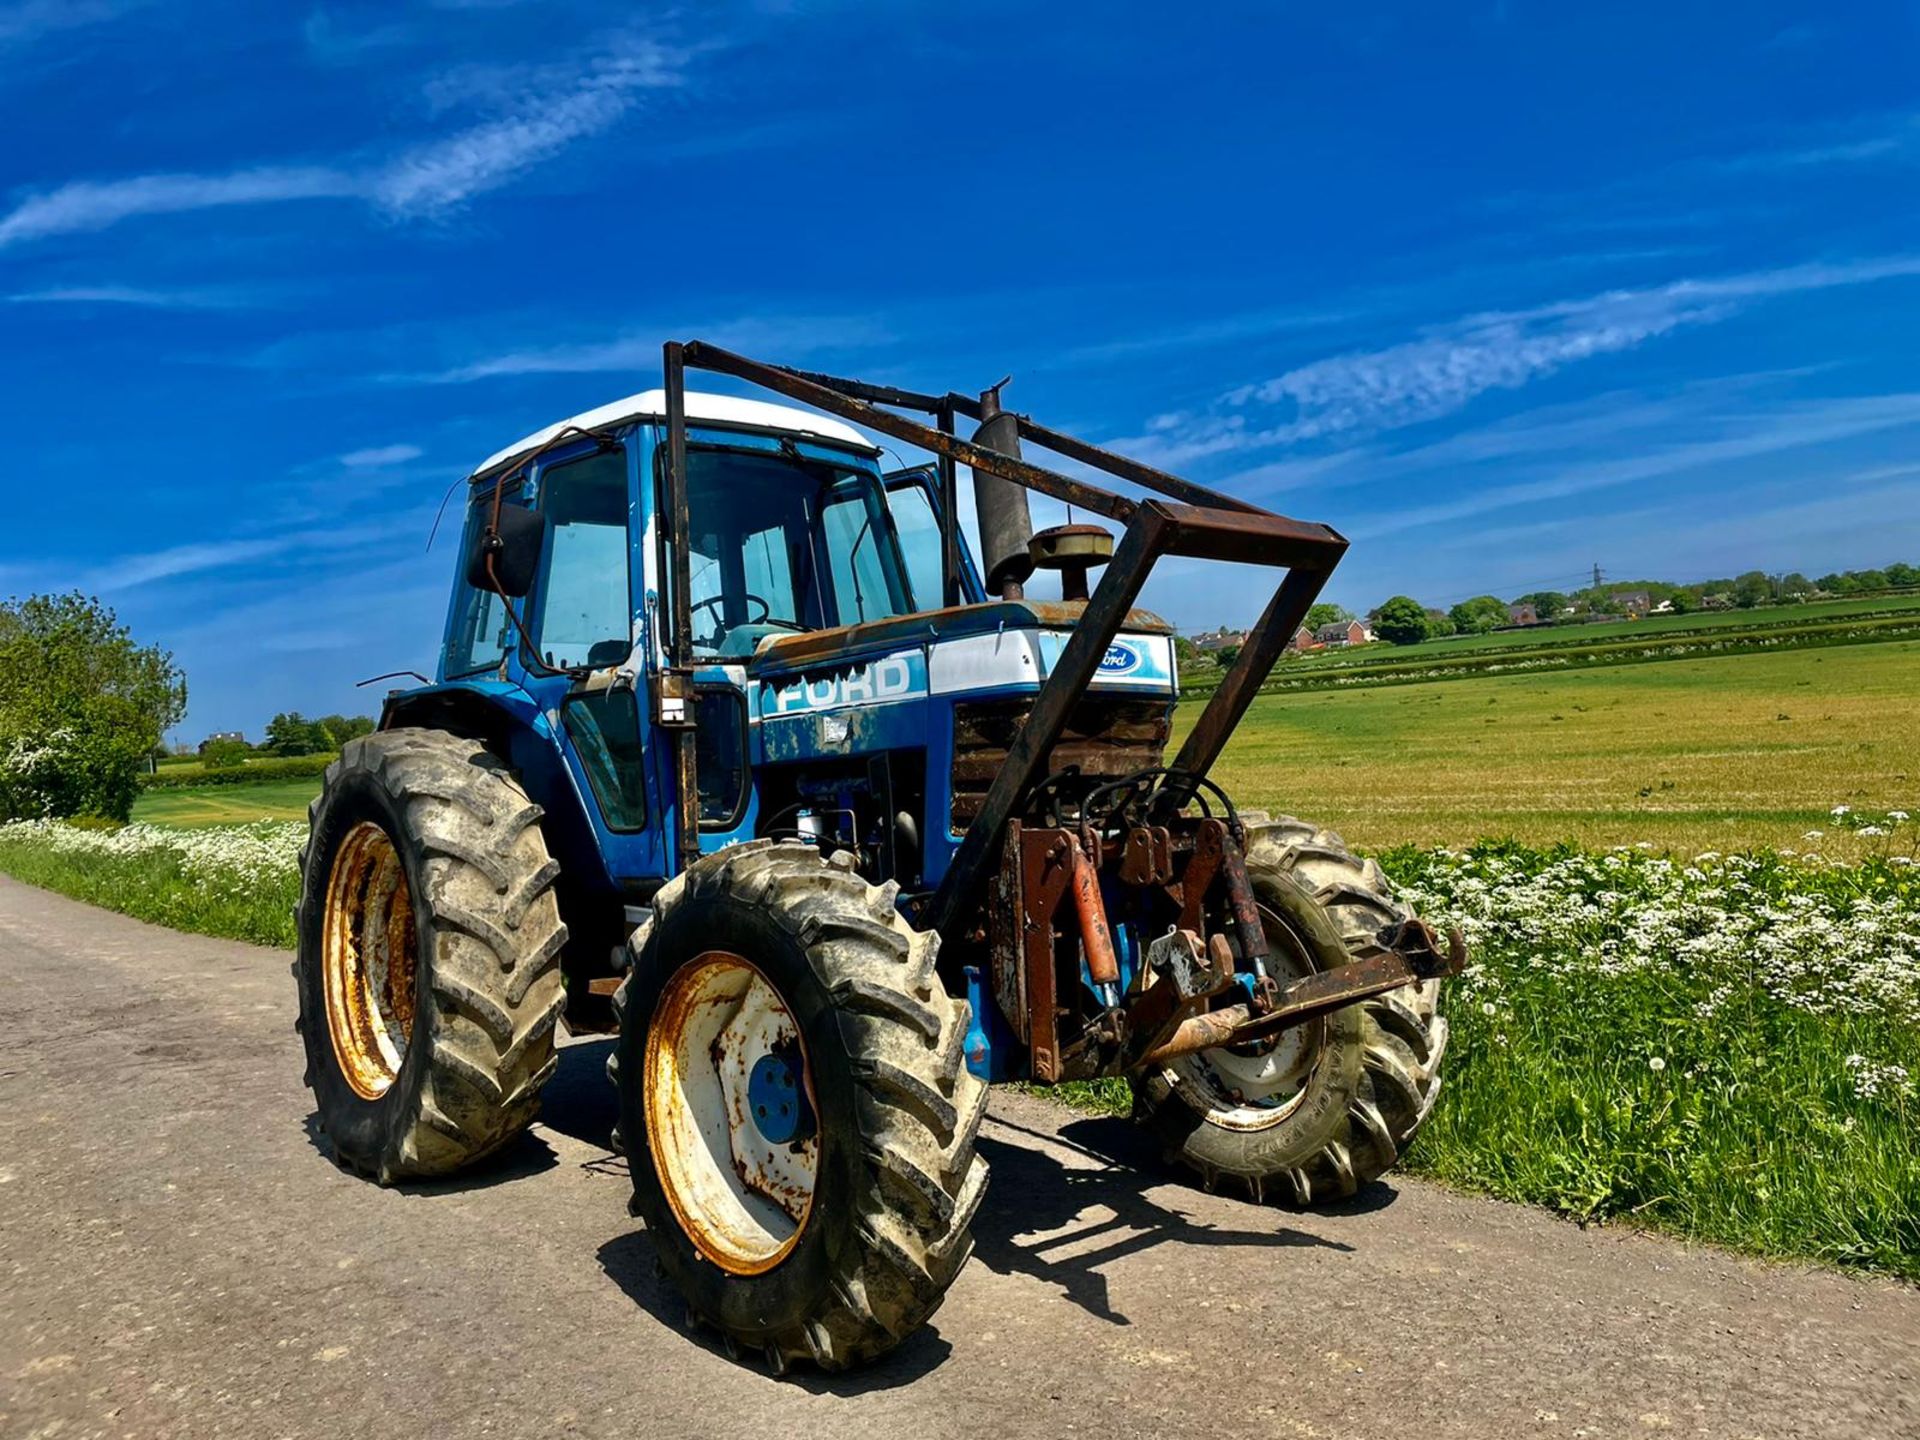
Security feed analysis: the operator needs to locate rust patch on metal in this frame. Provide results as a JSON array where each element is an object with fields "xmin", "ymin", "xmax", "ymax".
[{"xmin": 321, "ymin": 821, "xmax": 417, "ymax": 1101}]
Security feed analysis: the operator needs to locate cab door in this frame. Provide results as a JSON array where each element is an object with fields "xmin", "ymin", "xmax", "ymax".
[{"xmin": 517, "ymin": 437, "xmax": 674, "ymax": 885}]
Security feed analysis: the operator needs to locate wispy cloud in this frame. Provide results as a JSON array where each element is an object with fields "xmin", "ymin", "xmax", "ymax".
[
  {"xmin": 73, "ymin": 538, "xmax": 292, "ymax": 592},
  {"xmin": 1717, "ymin": 111, "xmax": 1920, "ymax": 173},
  {"xmin": 372, "ymin": 37, "xmax": 689, "ymax": 214},
  {"xmin": 1127, "ymin": 255, "xmax": 1920, "ymax": 466},
  {"xmin": 0, "ymin": 34, "xmax": 693, "ymax": 248},
  {"xmin": 0, "ymin": 0, "xmax": 144, "ymax": 49},
  {"xmin": 401, "ymin": 314, "xmax": 891, "ymax": 384},
  {"xmin": 339, "ymin": 443, "xmax": 424, "ymax": 467},
  {"xmin": 301, "ymin": 7, "xmax": 416, "ymax": 65},
  {"xmin": 0, "ymin": 167, "xmax": 356, "ymax": 249},
  {"xmin": 4, "ymin": 283, "xmax": 258, "ymax": 309},
  {"xmin": 1350, "ymin": 391, "xmax": 1920, "ymax": 539}
]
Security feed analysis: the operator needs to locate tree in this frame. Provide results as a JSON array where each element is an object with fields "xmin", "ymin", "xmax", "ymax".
[
  {"xmin": 1779, "ymin": 572, "xmax": 1812, "ymax": 599},
  {"xmin": 1732, "ymin": 570, "xmax": 1772, "ymax": 608},
  {"xmin": 317, "ymin": 714, "xmax": 376, "ymax": 747},
  {"xmin": 1373, "ymin": 595, "xmax": 1429, "ymax": 645},
  {"xmin": 1512, "ymin": 590, "xmax": 1568, "ymax": 617},
  {"xmin": 1885, "ymin": 562, "xmax": 1918, "ymax": 588},
  {"xmin": 265, "ymin": 711, "xmax": 332, "ymax": 757},
  {"xmin": 1172, "ymin": 636, "xmax": 1215, "ymax": 675},
  {"xmin": 1448, "ymin": 595, "xmax": 1508, "ymax": 634},
  {"xmin": 0, "ymin": 593, "xmax": 187, "ymax": 821},
  {"xmin": 1215, "ymin": 644, "xmax": 1241, "ymax": 668},
  {"xmin": 1304, "ymin": 602, "xmax": 1351, "ymax": 631}
]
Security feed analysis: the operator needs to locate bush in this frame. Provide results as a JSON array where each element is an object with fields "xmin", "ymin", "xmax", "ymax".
[
  {"xmin": 140, "ymin": 752, "xmax": 336, "ymax": 790},
  {"xmin": 200, "ymin": 738, "xmax": 252, "ymax": 771}
]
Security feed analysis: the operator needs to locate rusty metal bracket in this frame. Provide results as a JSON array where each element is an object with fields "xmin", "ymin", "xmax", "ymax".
[{"xmin": 1132, "ymin": 921, "xmax": 1467, "ymax": 1071}]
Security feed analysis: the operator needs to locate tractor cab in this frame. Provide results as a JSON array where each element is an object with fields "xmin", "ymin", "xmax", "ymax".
[{"xmin": 432, "ymin": 384, "xmax": 1179, "ymax": 915}]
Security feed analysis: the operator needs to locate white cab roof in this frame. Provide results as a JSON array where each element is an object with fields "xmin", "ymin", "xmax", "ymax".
[{"xmin": 467, "ymin": 389, "xmax": 877, "ymax": 480}]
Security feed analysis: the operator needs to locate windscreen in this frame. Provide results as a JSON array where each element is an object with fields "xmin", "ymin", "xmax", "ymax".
[{"xmin": 682, "ymin": 448, "xmax": 911, "ymax": 657}]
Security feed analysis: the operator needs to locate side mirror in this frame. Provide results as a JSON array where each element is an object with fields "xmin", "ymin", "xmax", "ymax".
[{"xmin": 465, "ymin": 504, "xmax": 547, "ymax": 598}]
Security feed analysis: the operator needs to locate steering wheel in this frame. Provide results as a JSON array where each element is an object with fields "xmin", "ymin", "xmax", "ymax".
[{"xmin": 690, "ymin": 592, "xmax": 771, "ymax": 641}]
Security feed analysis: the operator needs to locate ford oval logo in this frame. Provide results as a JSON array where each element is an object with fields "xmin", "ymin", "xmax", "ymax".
[{"xmin": 1098, "ymin": 643, "xmax": 1139, "ymax": 674}]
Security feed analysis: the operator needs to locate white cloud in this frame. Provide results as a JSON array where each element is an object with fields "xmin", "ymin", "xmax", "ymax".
[
  {"xmin": 1131, "ymin": 256, "xmax": 1920, "ymax": 463},
  {"xmin": 403, "ymin": 314, "xmax": 891, "ymax": 384},
  {"xmin": 372, "ymin": 39, "xmax": 688, "ymax": 214},
  {"xmin": 1348, "ymin": 391, "xmax": 1920, "ymax": 540},
  {"xmin": 0, "ymin": 35, "xmax": 693, "ymax": 247},
  {"xmin": 73, "ymin": 538, "xmax": 292, "ymax": 592},
  {"xmin": 4, "ymin": 283, "xmax": 254, "ymax": 308},
  {"xmin": 0, "ymin": 0, "xmax": 144, "ymax": 48},
  {"xmin": 339, "ymin": 443, "xmax": 425, "ymax": 468},
  {"xmin": 0, "ymin": 167, "xmax": 356, "ymax": 249}
]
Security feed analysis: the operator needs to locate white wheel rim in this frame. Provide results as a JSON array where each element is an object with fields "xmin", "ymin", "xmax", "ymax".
[
  {"xmin": 1168, "ymin": 905, "xmax": 1328, "ymax": 1132},
  {"xmin": 644, "ymin": 951, "xmax": 819, "ymax": 1274}
]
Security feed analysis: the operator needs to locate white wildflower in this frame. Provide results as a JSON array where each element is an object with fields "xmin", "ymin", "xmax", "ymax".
[{"xmin": 1648, "ymin": 1056, "xmax": 1667, "ymax": 1073}]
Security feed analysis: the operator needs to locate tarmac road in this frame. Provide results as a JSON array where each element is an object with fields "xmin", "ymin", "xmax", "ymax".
[{"xmin": 2, "ymin": 875, "xmax": 1916, "ymax": 1440}]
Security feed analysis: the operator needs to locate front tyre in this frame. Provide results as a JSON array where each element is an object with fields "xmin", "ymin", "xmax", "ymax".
[
  {"xmin": 611, "ymin": 842, "xmax": 988, "ymax": 1372},
  {"xmin": 1131, "ymin": 815, "xmax": 1448, "ymax": 1203},
  {"xmin": 294, "ymin": 729, "xmax": 567, "ymax": 1183}
]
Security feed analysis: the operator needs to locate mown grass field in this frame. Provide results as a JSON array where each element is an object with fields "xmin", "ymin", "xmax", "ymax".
[
  {"xmin": 133, "ymin": 776, "xmax": 320, "ymax": 825},
  {"xmin": 1187, "ymin": 637, "xmax": 1920, "ymax": 858}
]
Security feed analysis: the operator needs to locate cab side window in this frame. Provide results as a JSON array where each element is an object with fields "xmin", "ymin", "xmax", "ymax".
[
  {"xmin": 444, "ymin": 490, "xmax": 532, "ymax": 678},
  {"xmin": 535, "ymin": 448, "xmax": 631, "ymax": 668}
]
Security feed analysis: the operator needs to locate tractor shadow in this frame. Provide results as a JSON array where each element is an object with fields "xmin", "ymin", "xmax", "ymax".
[
  {"xmin": 299, "ymin": 1111, "xmax": 560, "ymax": 1191},
  {"xmin": 595, "ymin": 1228, "xmax": 954, "ymax": 1394},
  {"xmin": 968, "ymin": 1109, "xmax": 1370, "ymax": 1327},
  {"xmin": 296, "ymin": 1032, "xmax": 627, "ymax": 1191}
]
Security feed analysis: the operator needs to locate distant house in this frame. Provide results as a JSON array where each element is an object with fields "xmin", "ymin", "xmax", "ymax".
[
  {"xmin": 1507, "ymin": 602, "xmax": 1541, "ymax": 627},
  {"xmin": 1610, "ymin": 589, "xmax": 1652, "ymax": 617},
  {"xmin": 1315, "ymin": 619, "xmax": 1373, "ymax": 647},
  {"xmin": 1285, "ymin": 625, "xmax": 1316, "ymax": 653},
  {"xmin": 1193, "ymin": 626, "xmax": 1247, "ymax": 653},
  {"xmin": 198, "ymin": 731, "xmax": 245, "ymax": 754}
]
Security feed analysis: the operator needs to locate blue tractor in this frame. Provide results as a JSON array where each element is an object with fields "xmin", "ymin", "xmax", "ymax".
[{"xmin": 294, "ymin": 342, "xmax": 1458, "ymax": 1371}]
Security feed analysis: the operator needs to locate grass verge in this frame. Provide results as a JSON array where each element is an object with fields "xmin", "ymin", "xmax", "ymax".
[
  {"xmin": 0, "ymin": 820, "xmax": 299, "ymax": 948},
  {"xmin": 2, "ymin": 814, "xmax": 1914, "ymax": 1282},
  {"xmin": 1044, "ymin": 838, "xmax": 1920, "ymax": 1280}
]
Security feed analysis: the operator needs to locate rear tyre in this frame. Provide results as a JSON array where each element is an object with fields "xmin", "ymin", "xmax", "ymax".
[
  {"xmin": 1130, "ymin": 815, "xmax": 1447, "ymax": 1203},
  {"xmin": 611, "ymin": 841, "xmax": 987, "ymax": 1372},
  {"xmin": 294, "ymin": 729, "xmax": 567, "ymax": 1183}
]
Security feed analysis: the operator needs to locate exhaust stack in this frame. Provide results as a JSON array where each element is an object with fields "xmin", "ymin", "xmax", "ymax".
[{"xmin": 970, "ymin": 380, "xmax": 1035, "ymax": 600}]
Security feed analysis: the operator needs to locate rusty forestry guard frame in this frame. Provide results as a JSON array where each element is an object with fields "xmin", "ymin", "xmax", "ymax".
[{"xmin": 655, "ymin": 340, "xmax": 1463, "ymax": 1081}]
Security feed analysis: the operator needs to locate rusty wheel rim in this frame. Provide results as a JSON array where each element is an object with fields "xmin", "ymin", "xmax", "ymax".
[
  {"xmin": 1170, "ymin": 904, "xmax": 1326, "ymax": 1132},
  {"xmin": 321, "ymin": 821, "xmax": 419, "ymax": 1101},
  {"xmin": 644, "ymin": 951, "xmax": 819, "ymax": 1275}
]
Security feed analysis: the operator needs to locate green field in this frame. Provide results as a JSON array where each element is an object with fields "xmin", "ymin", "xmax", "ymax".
[
  {"xmin": 130, "ymin": 636, "xmax": 1920, "ymax": 855},
  {"xmin": 132, "ymin": 776, "xmax": 320, "ymax": 825},
  {"xmin": 1279, "ymin": 591, "xmax": 1920, "ymax": 668},
  {"xmin": 1190, "ymin": 637, "xmax": 1920, "ymax": 858}
]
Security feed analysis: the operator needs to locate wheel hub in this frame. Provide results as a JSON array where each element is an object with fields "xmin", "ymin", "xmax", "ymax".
[
  {"xmin": 320, "ymin": 821, "xmax": 418, "ymax": 1101},
  {"xmin": 644, "ymin": 952, "xmax": 819, "ymax": 1275},
  {"xmin": 1171, "ymin": 904, "xmax": 1325, "ymax": 1131}
]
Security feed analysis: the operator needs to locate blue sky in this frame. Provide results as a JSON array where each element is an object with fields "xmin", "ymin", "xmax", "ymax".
[{"xmin": 2, "ymin": 1, "xmax": 1917, "ymax": 741}]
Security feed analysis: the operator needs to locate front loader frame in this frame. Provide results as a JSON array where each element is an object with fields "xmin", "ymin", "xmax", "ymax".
[{"xmin": 658, "ymin": 339, "xmax": 1352, "ymax": 934}]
